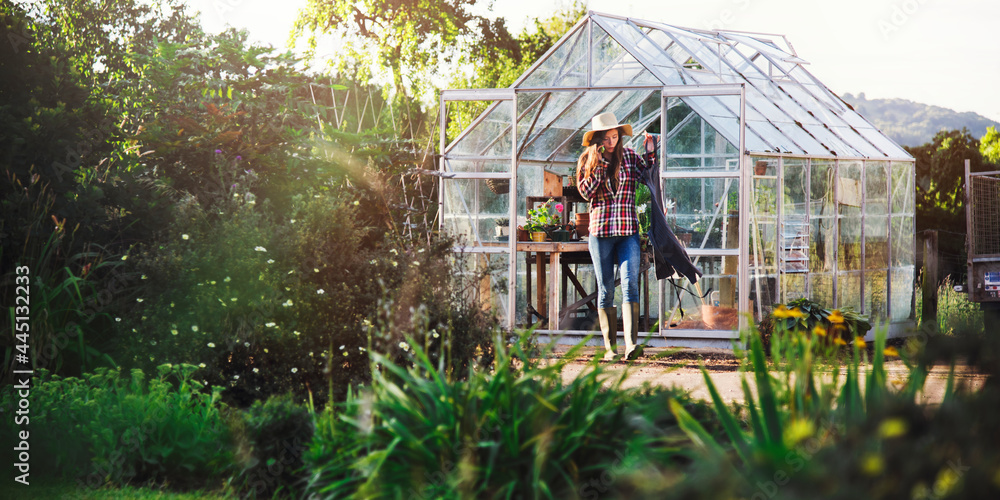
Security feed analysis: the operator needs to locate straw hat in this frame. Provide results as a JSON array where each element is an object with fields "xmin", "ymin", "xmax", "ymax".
[{"xmin": 582, "ymin": 112, "xmax": 633, "ymax": 147}]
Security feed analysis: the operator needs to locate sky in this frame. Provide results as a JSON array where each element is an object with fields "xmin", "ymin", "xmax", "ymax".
[{"xmin": 188, "ymin": 0, "xmax": 1000, "ymax": 124}]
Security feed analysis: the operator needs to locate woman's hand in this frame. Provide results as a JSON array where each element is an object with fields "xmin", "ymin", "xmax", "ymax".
[{"xmin": 643, "ymin": 131, "xmax": 658, "ymax": 153}]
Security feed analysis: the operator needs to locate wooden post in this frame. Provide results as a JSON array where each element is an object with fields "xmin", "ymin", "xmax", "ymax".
[{"xmin": 921, "ymin": 229, "xmax": 939, "ymax": 332}]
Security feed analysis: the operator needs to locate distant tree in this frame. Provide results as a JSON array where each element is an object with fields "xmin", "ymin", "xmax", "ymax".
[
  {"xmin": 906, "ymin": 129, "xmax": 985, "ymax": 233},
  {"xmin": 980, "ymin": 126, "xmax": 1000, "ymax": 166},
  {"xmin": 292, "ymin": 0, "xmax": 516, "ymax": 101}
]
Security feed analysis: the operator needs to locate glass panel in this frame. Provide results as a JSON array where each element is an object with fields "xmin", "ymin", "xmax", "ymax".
[
  {"xmin": 770, "ymin": 119, "xmax": 830, "ymax": 156},
  {"xmin": 751, "ymin": 157, "xmax": 778, "ymax": 218},
  {"xmin": 782, "ymin": 273, "xmax": 809, "ymax": 303},
  {"xmin": 751, "ymin": 220, "xmax": 778, "ymax": 272},
  {"xmin": 448, "ymin": 100, "xmax": 512, "ymax": 157},
  {"xmin": 866, "ymin": 217, "xmax": 889, "ymax": 270},
  {"xmin": 664, "ymin": 96, "xmax": 740, "ymax": 173},
  {"xmin": 810, "ymin": 217, "xmax": 836, "ymax": 273},
  {"xmin": 520, "ymin": 127, "xmax": 577, "ymax": 162},
  {"xmin": 891, "ymin": 161, "xmax": 915, "ymax": 214},
  {"xmin": 519, "ymin": 25, "xmax": 588, "ymax": 88},
  {"xmin": 783, "ymin": 158, "xmax": 808, "ymax": 217},
  {"xmin": 891, "ymin": 266, "xmax": 915, "ymax": 321},
  {"xmin": 748, "ymin": 273, "xmax": 779, "ymax": 322},
  {"xmin": 663, "ymin": 256, "xmax": 739, "ymax": 332},
  {"xmin": 866, "ymin": 161, "xmax": 889, "ymax": 216},
  {"xmin": 811, "ymin": 159, "xmax": 836, "ymax": 217},
  {"xmin": 454, "ymin": 252, "xmax": 510, "ymax": 326},
  {"xmin": 891, "ymin": 216, "xmax": 915, "ymax": 268},
  {"xmin": 442, "ymin": 179, "xmax": 510, "ymax": 246},
  {"xmin": 444, "ymin": 159, "xmax": 510, "ymax": 173},
  {"xmin": 829, "ymin": 126, "xmax": 886, "ymax": 159},
  {"xmin": 838, "ymin": 161, "xmax": 863, "ymax": 216},
  {"xmin": 592, "ymin": 23, "xmax": 644, "ymax": 87},
  {"xmin": 838, "ymin": 216, "xmax": 862, "ymax": 271},
  {"xmin": 812, "ymin": 272, "xmax": 835, "ymax": 309},
  {"xmin": 837, "ymin": 271, "xmax": 862, "ymax": 311},
  {"xmin": 663, "ymin": 177, "xmax": 739, "ymax": 250},
  {"xmin": 866, "ymin": 270, "xmax": 888, "ymax": 319},
  {"xmin": 857, "ymin": 126, "xmax": 911, "ymax": 158}
]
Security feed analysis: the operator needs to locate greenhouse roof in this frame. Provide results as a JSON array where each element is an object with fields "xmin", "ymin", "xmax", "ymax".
[{"xmin": 448, "ymin": 11, "xmax": 911, "ymax": 163}]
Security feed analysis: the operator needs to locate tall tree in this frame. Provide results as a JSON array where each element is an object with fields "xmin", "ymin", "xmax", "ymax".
[
  {"xmin": 980, "ymin": 126, "xmax": 1000, "ymax": 166},
  {"xmin": 292, "ymin": 0, "xmax": 515, "ymax": 100},
  {"xmin": 906, "ymin": 128, "xmax": 985, "ymax": 233}
]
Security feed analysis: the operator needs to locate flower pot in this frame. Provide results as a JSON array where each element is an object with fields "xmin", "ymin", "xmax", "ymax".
[
  {"xmin": 517, "ymin": 228, "xmax": 530, "ymax": 241},
  {"xmin": 754, "ymin": 160, "xmax": 768, "ymax": 176},
  {"xmin": 549, "ymin": 229, "xmax": 571, "ymax": 242},
  {"xmin": 495, "ymin": 226, "xmax": 509, "ymax": 238},
  {"xmin": 575, "ymin": 222, "xmax": 589, "ymax": 237},
  {"xmin": 701, "ymin": 305, "xmax": 738, "ymax": 330},
  {"xmin": 530, "ymin": 231, "xmax": 548, "ymax": 242},
  {"xmin": 574, "ymin": 212, "xmax": 590, "ymax": 224}
]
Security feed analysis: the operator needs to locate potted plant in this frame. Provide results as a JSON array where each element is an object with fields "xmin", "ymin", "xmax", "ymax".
[
  {"xmin": 527, "ymin": 198, "xmax": 563, "ymax": 242},
  {"xmin": 495, "ymin": 218, "xmax": 510, "ymax": 238}
]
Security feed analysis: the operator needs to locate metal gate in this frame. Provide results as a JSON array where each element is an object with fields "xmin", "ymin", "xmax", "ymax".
[{"xmin": 965, "ymin": 162, "xmax": 1000, "ymax": 303}]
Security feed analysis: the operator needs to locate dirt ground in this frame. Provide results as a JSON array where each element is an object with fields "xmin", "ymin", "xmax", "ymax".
[{"xmin": 546, "ymin": 346, "xmax": 987, "ymax": 405}]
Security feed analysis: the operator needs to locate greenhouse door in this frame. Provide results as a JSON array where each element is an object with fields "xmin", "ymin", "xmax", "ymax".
[
  {"xmin": 438, "ymin": 89, "xmax": 517, "ymax": 328},
  {"xmin": 659, "ymin": 84, "xmax": 750, "ymax": 338}
]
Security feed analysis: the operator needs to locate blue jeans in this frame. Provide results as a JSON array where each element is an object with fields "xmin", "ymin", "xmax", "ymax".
[{"xmin": 588, "ymin": 233, "xmax": 640, "ymax": 309}]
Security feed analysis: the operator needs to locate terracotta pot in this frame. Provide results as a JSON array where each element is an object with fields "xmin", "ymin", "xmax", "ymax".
[
  {"xmin": 574, "ymin": 212, "xmax": 590, "ymax": 224},
  {"xmin": 575, "ymin": 223, "xmax": 589, "ymax": 237},
  {"xmin": 701, "ymin": 305, "xmax": 738, "ymax": 330},
  {"xmin": 517, "ymin": 228, "xmax": 529, "ymax": 241},
  {"xmin": 754, "ymin": 160, "xmax": 768, "ymax": 176}
]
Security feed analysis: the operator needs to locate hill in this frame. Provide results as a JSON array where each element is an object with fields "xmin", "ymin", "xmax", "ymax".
[{"xmin": 840, "ymin": 93, "xmax": 999, "ymax": 147}]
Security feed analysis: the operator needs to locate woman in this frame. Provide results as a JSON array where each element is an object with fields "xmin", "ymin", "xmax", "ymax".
[{"xmin": 577, "ymin": 112, "xmax": 657, "ymax": 361}]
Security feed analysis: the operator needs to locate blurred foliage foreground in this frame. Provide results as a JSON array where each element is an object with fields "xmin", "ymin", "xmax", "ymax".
[{"xmin": 2, "ymin": 324, "xmax": 1000, "ymax": 499}]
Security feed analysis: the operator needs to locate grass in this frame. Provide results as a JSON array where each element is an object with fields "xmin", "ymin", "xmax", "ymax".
[
  {"xmin": 916, "ymin": 275, "xmax": 984, "ymax": 333},
  {"xmin": 0, "ymin": 482, "xmax": 232, "ymax": 500}
]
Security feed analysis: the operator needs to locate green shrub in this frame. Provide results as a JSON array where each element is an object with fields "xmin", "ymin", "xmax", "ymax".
[
  {"xmin": 0, "ymin": 364, "xmax": 231, "ymax": 490},
  {"xmin": 303, "ymin": 333, "xmax": 716, "ymax": 499},
  {"xmin": 230, "ymin": 394, "xmax": 313, "ymax": 498},
  {"xmin": 119, "ymin": 187, "xmax": 496, "ymax": 408}
]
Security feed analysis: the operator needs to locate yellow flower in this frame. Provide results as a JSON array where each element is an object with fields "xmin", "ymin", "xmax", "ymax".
[
  {"xmin": 878, "ymin": 418, "xmax": 908, "ymax": 439},
  {"xmin": 861, "ymin": 453, "xmax": 884, "ymax": 476},
  {"xmin": 773, "ymin": 304, "xmax": 793, "ymax": 318},
  {"xmin": 834, "ymin": 337, "xmax": 847, "ymax": 346},
  {"xmin": 883, "ymin": 346, "xmax": 900, "ymax": 357},
  {"xmin": 855, "ymin": 336, "xmax": 867, "ymax": 349},
  {"xmin": 812, "ymin": 324, "xmax": 827, "ymax": 336},
  {"xmin": 827, "ymin": 310, "xmax": 845, "ymax": 324}
]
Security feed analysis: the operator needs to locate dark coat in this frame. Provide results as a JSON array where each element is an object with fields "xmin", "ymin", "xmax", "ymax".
[{"xmin": 639, "ymin": 165, "xmax": 702, "ymax": 284}]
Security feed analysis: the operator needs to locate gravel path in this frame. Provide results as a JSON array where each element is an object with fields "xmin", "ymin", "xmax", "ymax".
[{"xmin": 546, "ymin": 346, "xmax": 986, "ymax": 405}]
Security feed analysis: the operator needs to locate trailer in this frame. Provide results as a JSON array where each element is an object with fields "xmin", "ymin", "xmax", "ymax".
[{"xmin": 965, "ymin": 160, "xmax": 1000, "ymax": 326}]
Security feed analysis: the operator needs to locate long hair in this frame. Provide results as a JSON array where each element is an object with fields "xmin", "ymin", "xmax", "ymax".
[{"xmin": 576, "ymin": 129, "xmax": 625, "ymax": 183}]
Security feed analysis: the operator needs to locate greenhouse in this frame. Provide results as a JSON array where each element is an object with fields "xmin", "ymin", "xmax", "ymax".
[{"xmin": 438, "ymin": 11, "xmax": 916, "ymax": 347}]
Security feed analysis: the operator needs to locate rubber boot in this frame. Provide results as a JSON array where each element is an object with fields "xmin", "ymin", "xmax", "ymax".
[
  {"xmin": 598, "ymin": 306, "xmax": 618, "ymax": 361},
  {"xmin": 624, "ymin": 302, "xmax": 643, "ymax": 361}
]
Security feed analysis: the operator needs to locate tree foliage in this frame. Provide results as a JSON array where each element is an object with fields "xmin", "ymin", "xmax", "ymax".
[
  {"xmin": 905, "ymin": 128, "xmax": 985, "ymax": 233},
  {"xmin": 980, "ymin": 125, "xmax": 1000, "ymax": 166},
  {"xmin": 444, "ymin": 1, "xmax": 585, "ymax": 141},
  {"xmin": 293, "ymin": 0, "xmax": 516, "ymax": 101}
]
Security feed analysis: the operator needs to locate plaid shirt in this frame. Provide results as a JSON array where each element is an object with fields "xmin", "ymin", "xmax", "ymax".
[{"xmin": 578, "ymin": 148, "xmax": 657, "ymax": 238}]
